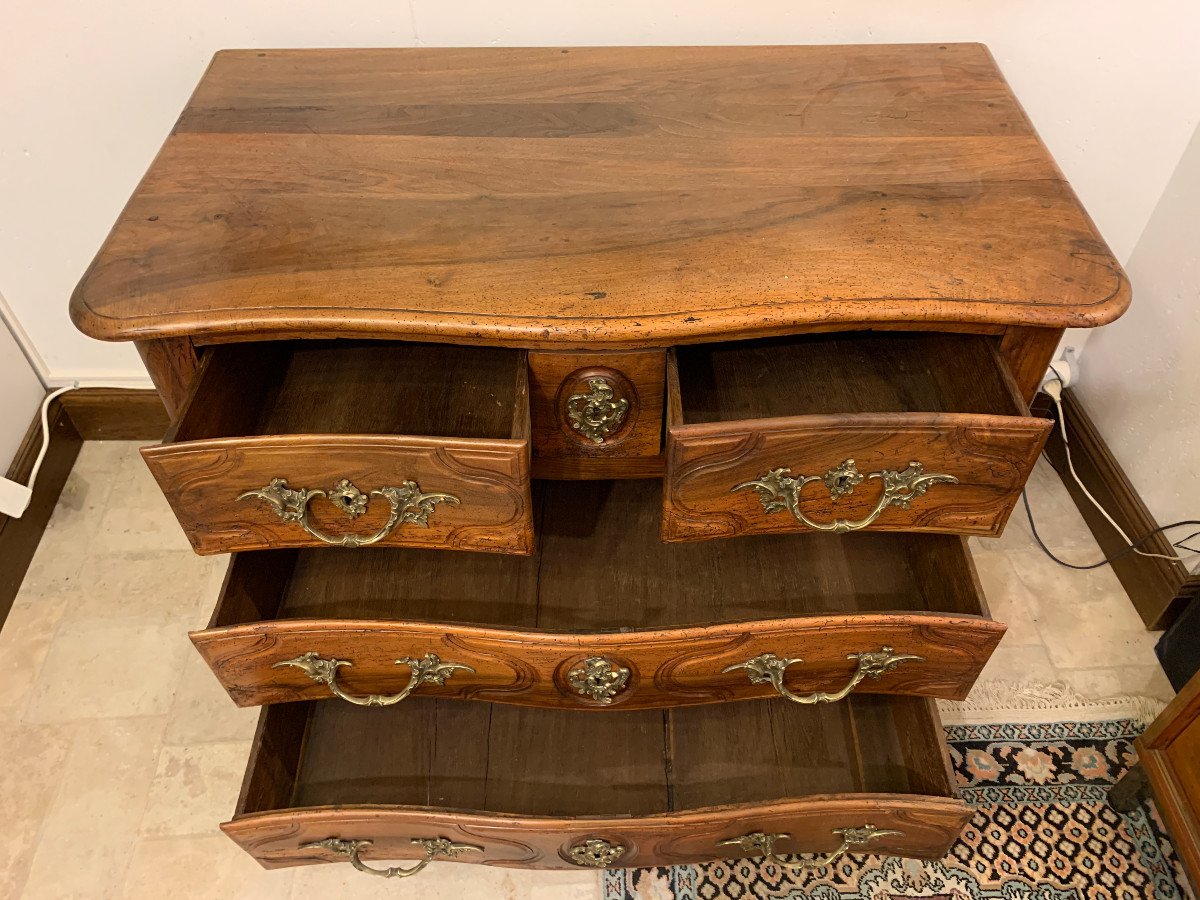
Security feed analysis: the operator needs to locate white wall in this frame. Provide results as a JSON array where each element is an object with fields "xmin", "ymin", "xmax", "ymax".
[
  {"xmin": 0, "ymin": 304, "xmax": 45, "ymax": 470},
  {"xmin": 1077, "ymin": 123, "xmax": 1200, "ymax": 567},
  {"xmin": 3, "ymin": 1, "xmax": 1200, "ymax": 381}
]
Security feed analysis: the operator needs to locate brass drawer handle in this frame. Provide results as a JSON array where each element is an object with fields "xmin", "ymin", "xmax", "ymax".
[
  {"xmin": 274, "ymin": 651, "xmax": 474, "ymax": 707},
  {"xmin": 303, "ymin": 837, "xmax": 481, "ymax": 878},
  {"xmin": 239, "ymin": 477, "xmax": 459, "ymax": 547},
  {"xmin": 720, "ymin": 825, "xmax": 901, "ymax": 871},
  {"xmin": 567, "ymin": 377, "xmax": 629, "ymax": 443},
  {"xmin": 723, "ymin": 647, "xmax": 922, "ymax": 704},
  {"xmin": 733, "ymin": 458, "xmax": 957, "ymax": 533},
  {"xmin": 567, "ymin": 838, "xmax": 626, "ymax": 867}
]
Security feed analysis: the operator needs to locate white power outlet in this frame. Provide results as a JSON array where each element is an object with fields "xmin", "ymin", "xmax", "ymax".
[
  {"xmin": 1040, "ymin": 346, "xmax": 1080, "ymax": 395},
  {"xmin": 0, "ymin": 476, "xmax": 33, "ymax": 517}
]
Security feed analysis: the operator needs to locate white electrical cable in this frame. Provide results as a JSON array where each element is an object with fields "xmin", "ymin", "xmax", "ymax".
[
  {"xmin": 1042, "ymin": 367, "xmax": 1192, "ymax": 562},
  {"xmin": 2, "ymin": 383, "xmax": 149, "ymax": 518}
]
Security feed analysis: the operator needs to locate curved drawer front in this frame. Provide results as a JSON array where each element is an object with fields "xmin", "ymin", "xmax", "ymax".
[
  {"xmin": 664, "ymin": 412, "xmax": 1049, "ymax": 542},
  {"xmin": 191, "ymin": 613, "xmax": 1004, "ymax": 709},
  {"xmin": 143, "ymin": 435, "xmax": 533, "ymax": 555},
  {"xmin": 223, "ymin": 797, "xmax": 970, "ymax": 871}
]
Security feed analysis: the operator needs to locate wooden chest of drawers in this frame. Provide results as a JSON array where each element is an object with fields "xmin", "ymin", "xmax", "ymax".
[{"xmin": 71, "ymin": 44, "xmax": 1128, "ymax": 880}]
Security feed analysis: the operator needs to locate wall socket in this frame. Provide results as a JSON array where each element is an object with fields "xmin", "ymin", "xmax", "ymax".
[{"xmin": 0, "ymin": 477, "xmax": 33, "ymax": 517}]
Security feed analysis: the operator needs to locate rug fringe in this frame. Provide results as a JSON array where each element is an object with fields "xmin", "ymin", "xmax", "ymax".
[{"xmin": 939, "ymin": 679, "xmax": 1167, "ymax": 726}]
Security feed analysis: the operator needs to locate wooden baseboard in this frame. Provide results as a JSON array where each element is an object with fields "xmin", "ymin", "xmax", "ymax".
[
  {"xmin": 59, "ymin": 388, "xmax": 169, "ymax": 440},
  {"xmin": 0, "ymin": 388, "xmax": 167, "ymax": 627},
  {"xmin": 1035, "ymin": 388, "xmax": 1191, "ymax": 630}
]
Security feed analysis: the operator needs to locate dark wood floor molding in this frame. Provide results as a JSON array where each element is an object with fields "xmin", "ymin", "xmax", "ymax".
[
  {"xmin": 1035, "ymin": 388, "xmax": 1190, "ymax": 630},
  {"xmin": 59, "ymin": 388, "xmax": 169, "ymax": 440},
  {"xmin": 0, "ymin": 388, "xmax": 168, "ymax": 628},
  {"xmin": 0, "ymin": 397, "xmax": 83, "ymax": 627}
]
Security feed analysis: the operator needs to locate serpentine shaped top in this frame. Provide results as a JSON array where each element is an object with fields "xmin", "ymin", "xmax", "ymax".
[{"xmin": 71, "ymin": 45, "xmax": 1126, "ymax": 347}]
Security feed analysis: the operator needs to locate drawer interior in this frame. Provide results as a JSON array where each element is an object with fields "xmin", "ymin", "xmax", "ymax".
[
  {"xmin": 236, "ymin": 695, "xmax": 954, "ymax": 819},
  {"xmin": 172, "ymin": 340, "xmax": 526, "ymax": 442},
  {"xmin": 210, "ymin": 479, "xmax": 987, "ymax": 631},
  {"xmin": 673, "ymin": 332, "xmax": 1028, "ymax": 425}
]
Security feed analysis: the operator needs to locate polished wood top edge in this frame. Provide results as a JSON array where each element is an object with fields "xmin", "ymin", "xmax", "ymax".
[
  {"xmin": 190, "ymin": 610, "xmax": 1003, "ymax": 645},
  {"xmin": 142, "ymin": 432, "xmax": 529, "ymax": 456},
  {"xmin": 69, "ymin": 41, "xmax": 1130, "ymax": 344},
  {"xmin": 70, "ymin": 292, "xmax": 1130, "ymax": 347},
  {"xmin": 221, "ymin": 792, "xmax": 969, "ymax": 830},
  {"xmin": 669, "ymin": 409, "xmax": 1052, "ymax": 438}
]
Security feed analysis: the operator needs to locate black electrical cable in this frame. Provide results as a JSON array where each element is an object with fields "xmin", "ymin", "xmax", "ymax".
[{"xmin": 1022, "ymin": 490, "xmax": 1200, "ymax": 570}]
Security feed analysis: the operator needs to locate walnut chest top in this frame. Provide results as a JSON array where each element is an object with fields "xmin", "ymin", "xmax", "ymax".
[{"xmin": 71, "ymin": 44, "xmax": 1128, "ymax": 348}]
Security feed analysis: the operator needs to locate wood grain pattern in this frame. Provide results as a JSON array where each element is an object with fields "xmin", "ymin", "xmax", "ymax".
[
  {"xmin": 136, "ymin": 337, "xmax": 200, "ymax": 419},
  {"xmin": 527, "ymin": 350, "xmax": 665, "ymax": 477},
  {"xmin": 71, "ymin": 45, "xmax": 1128, "ymax": 348},
  {"xmin": 665, "ymin": 415, "xmax": 1050, "ymax": 540},
  {"xmin": 224, "ymin": 795, "xmax": 969, "ymax": 871},
  {"xmin": 142, "ymin": 340, "xmax": 534, "ymax": 554},
  {"xmin": 999, "ymin": 326, "xmax": 1064, "ymax": 405},
  {"xmin": 193, "ymin": 613, "xmax": 1001, "ymax": 709},
  {"xmin": 192, "ymin": 479, "xmax": 1001, "ymax": 708},
  {"xmin": 664, "ymin": 334, "xmax": 1050, "ymax": 540},
  {"xmin": 1135, "ymin": 669, "xmax": 1200, "ymax": 886},
  {"xmin": 222, "ymin": 697, "xmax": 970, "ymax": 870},
  {"xmin": 144, "ymin": 436, "xmax": 533, "ymax": 555}
]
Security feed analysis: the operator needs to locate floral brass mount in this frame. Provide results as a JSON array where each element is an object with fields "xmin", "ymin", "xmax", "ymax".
[
  {"xmin": 566, "ymin": 656, "xmax": 631, "ymax": 704},
  {"xmin": 719, "ymin": 824, "xmax": 902, "ymax": 871},
  {"xmin": 723, "ymin": 647, "xmax": 922, "ymax": 704},
  {"xmin": 567, "ymin": 837, "xmax": 626, "ymax": 867},
  {"xmin": 303, "ymin": 836, "xmax": 481, "ymax": 879},
  {"xmin": 733, "ymin": 458, "xmax": 957, "ymax": 533},
  {"xmin": 238, "ymin": 477, "xmax": 459, "ymax": 547},
  {"xmin": 566, "ymin": 377, "xmax": 630, "ymax": 444},
  {"xmin": 274, "ymin": 651, "xmax": 474, "ymax": 707}
]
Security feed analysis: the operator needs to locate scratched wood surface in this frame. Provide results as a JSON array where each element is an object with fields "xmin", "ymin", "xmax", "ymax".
[{"xmin": 71, "ymin": 45, "xmax": 1127, "ymax": 348}]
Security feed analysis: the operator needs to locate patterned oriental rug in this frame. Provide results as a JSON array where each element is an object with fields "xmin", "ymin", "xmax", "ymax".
[{"xmin": 602, "ymin": 685, "xmax": 1196, "ymax": 900}]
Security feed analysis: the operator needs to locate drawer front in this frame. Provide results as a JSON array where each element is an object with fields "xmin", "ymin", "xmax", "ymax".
[
  {"xmin": 192, "ymin": 613, "xmax": 1003, "ymax": 709},
  {"xmin": 664, "ymin": 413, "xmax": 1050, "ymax": 541},
  {"xmin": 528, "ymin": 349, "xmax": 665, "ymax": 479},
  {"xmin": 223, "ymin": 797, "xmax": 970, "ymax": 871},
  {"xmin": 143, "ymin": 435, "xmax": 533, "ymax": 555}
]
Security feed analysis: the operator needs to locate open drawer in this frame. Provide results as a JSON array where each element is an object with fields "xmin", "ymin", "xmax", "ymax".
[
  {"xmin": 663, "ymin": 332, "xmax": 1051, "ymax": 541},
  {"xmin": 223, "ymin": 695, "xmax": 970, "ymax": 872},
  {"xmin": 142, "ymin": 340, "xmax": 533, "ymax": 555},
  {"xmin": 193, "ymin": 479, "xmax": 1003, "ymax": 709}
]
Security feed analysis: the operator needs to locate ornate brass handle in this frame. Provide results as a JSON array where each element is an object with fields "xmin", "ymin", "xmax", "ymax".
[
  {"xmin": 733, "ymin": 458, "xmax": 957, "ymax": 533},
  {"xmin": 719, "ymin": 825, "xmax": 901, "ymax": 871},
  {"xmin": 303, "ymin": 837, "xmax": 481, "ymax": 878},
  {"xmin": 274, "ymin": 651, "xmax": 474, "ymax": 707},
  {"xmin": 723, "ymin": 647, "xmax": 922, "ymax": 704},
  {"xmin": 566, "ymin": 377, "xmax": 629, "ymax": 444},
  {"xmin": 238, "ymin": 477, "xmax": 459, "ymax": 547}
]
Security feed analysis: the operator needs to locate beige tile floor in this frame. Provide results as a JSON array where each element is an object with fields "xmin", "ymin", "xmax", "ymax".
[{"xmin": 0, "ymin": 442, "xmax": 1178, "ymax": 900}]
